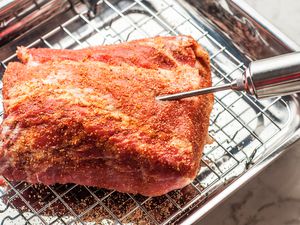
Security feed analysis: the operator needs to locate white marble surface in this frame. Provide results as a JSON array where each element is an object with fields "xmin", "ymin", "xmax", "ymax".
[
  {"xmin": 245, "ymin": 0, "xmax": 300, "ymax": 45},
  {"xmin": 198, "ymin": 143, "xmax": 300, "ymax": 225},
  {"xmin": 198, "ymin": 1, "xmax": 300, "ymax": 225}
]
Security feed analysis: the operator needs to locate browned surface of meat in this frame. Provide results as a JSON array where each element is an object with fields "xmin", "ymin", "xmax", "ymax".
[{"xmin": 0, "ymin": 36, "xmax": 213, "ymax": 196}]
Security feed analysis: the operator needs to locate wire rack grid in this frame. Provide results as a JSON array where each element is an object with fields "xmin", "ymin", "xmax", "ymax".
[{"xmin": 0, "ymin": 0, "xmax": 291, "ymax": 224}]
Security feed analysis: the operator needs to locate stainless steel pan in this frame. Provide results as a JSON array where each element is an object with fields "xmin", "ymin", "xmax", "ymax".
[{"xmin": 0, "ymin": 0, "xmax": 299, "ymax": 224}]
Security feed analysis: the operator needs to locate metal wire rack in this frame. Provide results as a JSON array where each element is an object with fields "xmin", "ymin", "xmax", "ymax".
[{"xmin": 0, "ymin": 0, "xmax": 291, "ymax": 224}]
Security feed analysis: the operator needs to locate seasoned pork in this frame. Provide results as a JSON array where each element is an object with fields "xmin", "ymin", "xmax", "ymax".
[{"xmin": 0, "ymin": 36, "xmax": 213, "ymax": 196}]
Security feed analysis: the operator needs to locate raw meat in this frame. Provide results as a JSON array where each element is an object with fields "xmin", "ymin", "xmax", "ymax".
[{"xmin": 0, "ymin": 36, "xmax": 213, "ymax": 196}]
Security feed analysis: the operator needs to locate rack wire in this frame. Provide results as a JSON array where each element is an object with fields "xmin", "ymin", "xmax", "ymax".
[{"xmin": 0, "ymin": 0, "xmax": 291, "ymax": 224}]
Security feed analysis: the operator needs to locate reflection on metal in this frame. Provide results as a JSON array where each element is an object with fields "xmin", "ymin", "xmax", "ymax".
[{"xmin": 0, "ymin": 0, "xmax": 299, "ymax": 224}]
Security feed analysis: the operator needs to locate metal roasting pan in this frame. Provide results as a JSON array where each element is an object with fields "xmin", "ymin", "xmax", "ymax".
[{"xmin": 0, "ymin": 0, "xmax": 300, "ymax": 224}]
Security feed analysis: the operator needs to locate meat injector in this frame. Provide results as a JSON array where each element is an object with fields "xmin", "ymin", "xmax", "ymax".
[{"xmin": 157, "ymin": 52, "xmax": 300, "ymax": 100}]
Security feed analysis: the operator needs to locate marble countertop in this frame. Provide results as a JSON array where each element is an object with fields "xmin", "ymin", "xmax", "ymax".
[{"xmin": 198, "ymin": 1, "xmax": 300, "ymax": 225}]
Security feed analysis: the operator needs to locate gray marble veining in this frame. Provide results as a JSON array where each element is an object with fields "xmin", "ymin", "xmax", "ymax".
[
  {"xmin": 198, "ymin": 143, "xmax": 300, "ymax": 225},
  {"xmin": 197, "ymin": 1, "xmax": 300, "ymax": 225}
]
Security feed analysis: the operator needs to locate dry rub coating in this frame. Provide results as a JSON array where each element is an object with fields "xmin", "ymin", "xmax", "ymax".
[{"xmin": 0, "ymin": 36, "xmax": 213, "ymax": 196}]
